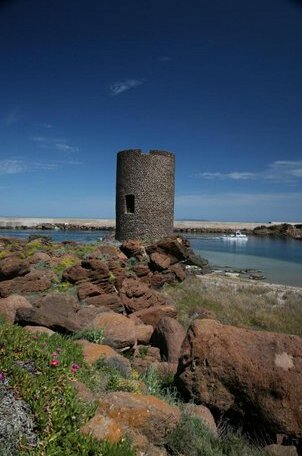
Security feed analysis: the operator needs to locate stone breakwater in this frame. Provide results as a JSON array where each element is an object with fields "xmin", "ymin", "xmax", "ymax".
[{"xmin": 1, "ymin": 217, "xmax": 301, "ymax": 238}]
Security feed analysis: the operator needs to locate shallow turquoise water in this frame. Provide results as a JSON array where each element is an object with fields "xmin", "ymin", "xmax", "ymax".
[{"xmin": 1, "ymin": 230, "xmax": 302, "ymax": 287}]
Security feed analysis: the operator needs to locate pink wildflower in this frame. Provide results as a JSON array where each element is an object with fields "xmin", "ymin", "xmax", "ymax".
[
  {"xmin": 0, "ymin": 372, "xmax": 5, "ymax": 382},
  {"xmin": 70, "ymin": 363, "xmax": 80, "ymax": 374},
  {"xmin": 50, "ymin": 359, "xmax": 59, "ymax": 367}
]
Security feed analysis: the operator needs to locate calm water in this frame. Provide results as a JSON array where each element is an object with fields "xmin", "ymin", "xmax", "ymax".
[{"xmin": 1, "ymin": 230, "xmax": 302, "ymax": 287}]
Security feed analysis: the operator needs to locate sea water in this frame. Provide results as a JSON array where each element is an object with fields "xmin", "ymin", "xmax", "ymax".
[{"xmin": 1, "ymin": 230, "xmax": 302, "ymax": 287}]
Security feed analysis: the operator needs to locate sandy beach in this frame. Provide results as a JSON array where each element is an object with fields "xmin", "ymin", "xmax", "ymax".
[{"xmin": 0, "ymin": 216, "xmax": 298, "ymax": 230}]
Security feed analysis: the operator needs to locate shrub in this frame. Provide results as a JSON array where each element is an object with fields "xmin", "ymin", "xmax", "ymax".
[
  {"xmin": 72, "ymin": 329, "xmax": 105, "ymax": 344},
  {"xmin": 165, "ymin": 413, "xmax": 266, "ymax": 456}
]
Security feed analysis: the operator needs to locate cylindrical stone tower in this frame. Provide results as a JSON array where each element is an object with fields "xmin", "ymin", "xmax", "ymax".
[{"xmin": 115, "ymin": 149, "xmax": 175, "ymax": 241}]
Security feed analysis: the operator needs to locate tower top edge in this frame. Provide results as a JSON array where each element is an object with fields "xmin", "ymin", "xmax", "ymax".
[{"xmin": 117, "ymin": 149, "xmax": 174, "ymax": 158}]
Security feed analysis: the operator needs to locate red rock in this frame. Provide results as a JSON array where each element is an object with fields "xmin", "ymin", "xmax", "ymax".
[
  {"xmin": 15, "ymin": 293, "xmax": 87, "ymax": 332},
  {"xmin": 92, "ymin": 312, "xmax": 136, "ymax": 349},
  {"xmin": 176, "ymin": 319, "xmax": 302, "ymax": 438},
  {"xmin": 169, "ymin": 263, "xmax": 186, "ymax": 281},
  {"xmin": 146, "ymin": 237, "xmax": 190, "ymax": 265},
  {"xmin": 0, "ymin": 255, "xmax": 30, "ymax": 280},
  {"xmin": 151, "ymin": 317, "xmax": 185, "ymax": 363},
  {"xmin": 62, "ymin": 264, "xmax": 89, "ymax": 283},
  {"xmin": 149, "ymin": 252, "xmax": 171, "ymax": 271},
  {"xmin": 135, "ymin": 324, "xmax": 153, "ymax": 345},
  {"xmin": 132, "ymin": 263, "xmax": 151, "ymax": 278},
  {"xmin": 83, "ymin": 293, "xmax": 122, "ymax": 312},
  {"xmin": 77, "ymin": 282, "xmax": 103, "ymax": 300},
  {"xmin": 120, "ymin": 278, "xmax": 167, "ymax": 313},
  {"xmin": 29, "ymin": 252, "xmax": 52, "ymax": 265},
  {"xmin": 95, "ymin": 391, "xmax": 180, "ymax": 444},
  {"xmin": 75, "ymin": 340, "xmax": 131, "ymax": 376},
  {"xmin": 120, "ymin": 239, "xmax": 147, "ymax": 260},
  {"xmin": 0, "ymin": 295, "xmax": 32, "ymax": 323},
  {"xmin": 150, "ymin": 271, "xmax": 176, "ymax": 288},
  {"xmin": 129, "ymin": 305, "xmax": 177, "ymax": 327},
  {"xmin": 0, "ymin": 271, "xmax": 53, "ymax": 297}
]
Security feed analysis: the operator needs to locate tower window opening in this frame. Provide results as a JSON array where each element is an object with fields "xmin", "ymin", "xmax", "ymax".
[{"xmin": 125, "ymin": 194, "xmax": 135, "ymax": 214}]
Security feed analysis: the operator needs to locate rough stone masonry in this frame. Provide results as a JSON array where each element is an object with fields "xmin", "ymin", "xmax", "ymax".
[{"xmin": 115, "ymin": 149, "xmax": 175, "ymax": 241}]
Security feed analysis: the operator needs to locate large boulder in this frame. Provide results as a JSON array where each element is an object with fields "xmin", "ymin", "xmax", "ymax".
[
  {"xmin": 15, "ymin": 293, "xmax": 81, "ymax": 332},
  {"xmin": 151, "ymin": 317, "xmax": 186, "ymax": 363},
  {"xmin": 15, "ymin": 293, "xmax": 106, "ymax": 333},
  {"xmin": 175, "ymin": 319, "xmax": 302, "ymax": 438},
  {"xmin": 82, "ymin": 391, "xmax": 180, "ymax": 447}
]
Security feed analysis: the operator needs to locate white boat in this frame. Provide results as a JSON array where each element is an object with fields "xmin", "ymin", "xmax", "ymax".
[{"xmin": 222, "ymin": 230, "xmax": 248, "ymax": 241}]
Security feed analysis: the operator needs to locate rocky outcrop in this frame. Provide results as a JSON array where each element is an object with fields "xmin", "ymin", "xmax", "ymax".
[
  {"xmin": 175, "ymin": 319, "xmax": 302, "ymax": 438},
  {"xmin": 129, "ymin": 305, "xmax": 178, "ymax": 327}
]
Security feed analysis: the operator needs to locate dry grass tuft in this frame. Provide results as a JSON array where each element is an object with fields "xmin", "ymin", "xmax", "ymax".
[{"xmin": 163, "ymin": 274, "xmax": 302, "ymax": 336}]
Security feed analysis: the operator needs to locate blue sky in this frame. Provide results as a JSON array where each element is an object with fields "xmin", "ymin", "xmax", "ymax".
[{"xmin": 0, "ymin": 0, "xmax": 301, "ymax": 222}]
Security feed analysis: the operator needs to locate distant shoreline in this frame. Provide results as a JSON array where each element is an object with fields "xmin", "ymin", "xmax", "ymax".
[{"xmin": 0, "ymin": 216, "xmax": 300, "ymax": 230}]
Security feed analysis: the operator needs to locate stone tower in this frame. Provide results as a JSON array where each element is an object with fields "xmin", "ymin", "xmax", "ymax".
[{"xmin": 115, "ymin": 149, "xmax": 175, "ymax": 241}]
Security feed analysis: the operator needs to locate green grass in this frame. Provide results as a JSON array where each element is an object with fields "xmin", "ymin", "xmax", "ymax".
[
  {"xmin": 0, "ymin": 318, "xmax": 135, "ymax": 456},
  {"xmin": 165, "ymin": 413, "xmax": 266, "ymax": 456},
  {"xmin": 163, "ymin": 275, "xmax": 302, "ymax": 335}
]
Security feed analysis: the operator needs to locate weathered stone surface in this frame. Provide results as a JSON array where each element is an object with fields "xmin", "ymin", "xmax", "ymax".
[
  {"xmin": 81, "ymin": 413, "xmax": 123, "ymax": 443},
  {"xmin": 175, "ymin": 319, "xmax": 302, "ymax": 438},
  {"xmin": 169, "ymin": 263, "xmax": 186, "ymax": 281},
  {"xmin": 264, "ymin": 444, "xmax": 298, "ymax": 456},
  {"xmin": 150, "ymin": 271, "xmax": 176, "ymax": 288},
  {"xmin": 151, "ymin": 317, "xmax": 185, "ymax": 363},
  {"xmin": 146, "ymin": 237, "xmax": 190, "ymax": 265},
  {"xmin": 95, "ymin": 392, "xmax": 180, "ymax": 444},
  {"xmin": 77, "ymin": 282, "xmax": 102, "ymax": 300},
  {"xmin": 62, "ymin": 264, "xmax": 89, "ymax": 284},
  {"xmin": 120, "ymin": 278, "xmax": 166, "ymax": 313},
  {"xmin": 129, "ymin": 305, "xmax": 177, "ymax": 327},
  {"xmin": 29, "ymin": 252, "xmax": 52, "ymax": 265},
  {"xmin": 183, "ymin": 403, "xmax": 217, "ymax": 436},
  {"xmin": 149, "ymin": 252, "xmax": 171, "ymax": 271},
  {"xmin": 15, "ymin": 293, "xmax": 81, "ymax": 332},
  {"xmin": 0, "ymin": 255, "xmax": 30, "ymax": 280},
  {"xmin": 84, "ymin": 293, "xmax": 123, "ymax": 312},
  {"xmin": 120, "ymin": 239, "xmax": 147, "ymax": 261},
  {"xmin": 132, "ymin": 346, "xmax": 161, "ymax": 374},
  {"xmin": 0, "ymin": 271, "xmax": 53, "ymax": 297},
  {"xmin": 135, "ymin": 324, "xmax": 153, "ymax": 345},
  {"xmin": 75, "ymin": 340, "xmax": 131, "ymax": 376},
  {"xmin": 24, "ymin": 325, "xmax": 55, "ymax": 336},
  {"xmin": 132, "ymin": 263, "xmax": 151, "ymax": 278},
  {"xmin": 92, "ymin": 312, "xmax": 136, "ymax": 349},
  {"xmin": 0, "ymin": 295, "xmax": 32, "ymax": 323}
]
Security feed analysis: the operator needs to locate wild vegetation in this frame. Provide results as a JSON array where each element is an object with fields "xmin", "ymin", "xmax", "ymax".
[{"xmin": 163, "ymin": 274, "xmax": 302, "ymax": 335}]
